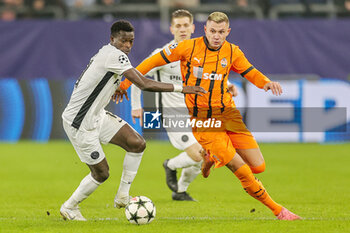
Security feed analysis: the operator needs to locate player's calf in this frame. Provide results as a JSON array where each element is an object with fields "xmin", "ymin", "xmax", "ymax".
[
  {"xmin": 115, "ymin": 152, "xmax": 144, "ymax": 208},
  {"xmin": 88, "ymin": 159, "xmax": 110, "ymax": 183},
  {"xmin": 90, "ymin": 169, "xmax": 109, "ymax": 183}
]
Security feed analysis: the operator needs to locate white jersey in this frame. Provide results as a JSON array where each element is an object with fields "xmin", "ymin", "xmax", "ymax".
[
  {"xmin": 131, "ymin": 40, "xmax": 187, "ymax": 110},
  {"xmin": 63, "ymin": 43, "xmax": 133, "ymax": 130},
  {"xmin": 131, "ymin": 41, "xmax": 198, "ymax": 150}
]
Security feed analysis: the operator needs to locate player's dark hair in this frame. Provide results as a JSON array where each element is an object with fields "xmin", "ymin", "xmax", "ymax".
[
  {"xmin": 171, "ymin": 9, "xmax": 193, "ymax": 24},
  {"xmin": 110, "ymin": 20, "xmax": 134, "ymax": 37}
]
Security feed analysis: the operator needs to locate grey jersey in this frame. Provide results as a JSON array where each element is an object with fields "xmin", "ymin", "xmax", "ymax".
[{"xmin": 63, "ymin": 44, "xmax": 132, "ymax": 130}]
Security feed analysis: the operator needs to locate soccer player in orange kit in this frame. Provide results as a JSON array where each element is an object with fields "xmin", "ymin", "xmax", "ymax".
[{"xmin": 118, "ymin": 12, "xmax": 301, "ymax": 220}]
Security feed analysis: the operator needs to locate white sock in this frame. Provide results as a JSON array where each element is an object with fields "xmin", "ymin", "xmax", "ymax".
[
  {"xmin": 65, "ymin": 173, "xmax": 101, "ymax": 208},
  {"xmin": 167, "ymin": 152, "xmax": 199, "ymax": 170},
  {"xmin": 117, "ymin": 152, "xmax": 143, "ymax": 196},
  {"xmin": 178, "ymin": 163, "xmax": 201, "ymax": 193}
]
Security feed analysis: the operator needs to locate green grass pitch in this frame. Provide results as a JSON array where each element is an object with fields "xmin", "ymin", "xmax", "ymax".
[{"xmin": 1, "ymin": 141, "xmax": 350, "ymax": 233}]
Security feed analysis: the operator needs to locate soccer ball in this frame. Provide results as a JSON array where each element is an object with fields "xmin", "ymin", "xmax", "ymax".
[{"xmin": 125, "ymin": 196, "xmax": 156, "ymax": 225}]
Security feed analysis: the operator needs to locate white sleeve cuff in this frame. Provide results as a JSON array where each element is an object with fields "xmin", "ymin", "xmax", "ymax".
[{"xmin": 173, "ymin": 84, "xmax": 183, "ymax": 93}]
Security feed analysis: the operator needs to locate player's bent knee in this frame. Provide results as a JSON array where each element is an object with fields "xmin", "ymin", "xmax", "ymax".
[
  {"xmin": 134, "ymin": 137, "xmax": 146, "ymax": 152},
  {"xmin": 250, "ymin": 161, "xmax": 266, "ymax": 174},
  {"xmin": 188, "ymin": 151, "xmax": 202, "ymax": 163},
  {"xmin": 185, "ymin": 144, "xmax": 203, "ymax": 162},
  {"xmin": 193, "ymin": 152, "xmax": 203, "ymax": 163},
  {"xmin": 127, "ymin": 137, "xmax": 146, "ymax": 153}
]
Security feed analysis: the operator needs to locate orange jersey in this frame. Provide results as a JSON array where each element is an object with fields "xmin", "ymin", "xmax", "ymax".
[{"xmin": 120, "ymin": 36, "xmax": 270, "ymax": 117}]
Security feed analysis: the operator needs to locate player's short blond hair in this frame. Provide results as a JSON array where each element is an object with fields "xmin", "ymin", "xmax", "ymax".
[
  {"xmin": 171, "ymin": 9, "xmax": 193, "ymax": 24},
  {"xmin": 207, "ymin": 12, "xmax": 229, "ymax": 25}
]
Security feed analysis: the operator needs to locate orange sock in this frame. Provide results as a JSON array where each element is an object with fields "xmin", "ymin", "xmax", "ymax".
[
  {"xmin": 234, "ymin": 164, "xmax": 282, "ymax": 216},
  {"xmin": 250, "ymin": 161, "xmax": 266, "ymax": 174}
]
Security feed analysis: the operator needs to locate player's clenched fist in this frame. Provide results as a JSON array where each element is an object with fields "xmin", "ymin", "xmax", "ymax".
[{"xmin": 182, "ymin": 86, "xmax": 207, "ymax": 96}]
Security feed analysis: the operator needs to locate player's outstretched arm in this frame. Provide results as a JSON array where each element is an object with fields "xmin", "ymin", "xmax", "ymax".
[
  {"xmin": 123, "ymin": 68, "xmax": 173, "ymax": 92},
  {"xmin": 123, "ymin": 68, "xmax": 206, "ymax": 95},
  {"xmin": 112, "ymin": 68, "xmax": 207, "ymax": 103}
]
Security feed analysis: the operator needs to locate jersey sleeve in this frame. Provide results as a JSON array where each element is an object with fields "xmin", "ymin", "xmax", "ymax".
[
  {"xmin": 158, "ymin": 41, "xmax": 185, "ymax": 64},
  {"xmin": 231, "ymin": 46, "xmax": 270, "ymax": 89},
  {"xmin": 105, "ymin": 50, "xmax": 133, "ymax": 76}
]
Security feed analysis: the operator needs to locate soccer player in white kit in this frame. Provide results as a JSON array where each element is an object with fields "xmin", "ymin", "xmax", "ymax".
[
  {"xmin": 60, "ymin": 20, "xmax": 206, "ymax": 221},
  {"xmin": 127, "ymin": 10, "xmax": 237, "ymax": 201}
]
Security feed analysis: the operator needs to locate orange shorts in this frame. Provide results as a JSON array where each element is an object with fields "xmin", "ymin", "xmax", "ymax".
[{"xmin": 192, "ymin": 108, "xmax": 258, "ymax": 168}]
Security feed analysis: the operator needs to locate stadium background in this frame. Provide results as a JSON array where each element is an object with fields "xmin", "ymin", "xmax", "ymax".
[
  {"xmin": 1, "ymin": 1, "xmax": 350, "ymax": 232},
  {"xmin": 0, "ymin": 17, "xmax": 349, "ymax": 142}
]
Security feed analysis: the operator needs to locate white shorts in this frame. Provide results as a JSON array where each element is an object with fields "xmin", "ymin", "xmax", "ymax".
[
  {"xmin": 161, "ymin": 106, "xmax": 198, "ymax": 151},
  {"xmin": 167, "ymin": 131, "xmax": 198, "ymax": 151},
  {"xmin": 63, "ymin": 110, "xmax": 127, "ymax": 165}
]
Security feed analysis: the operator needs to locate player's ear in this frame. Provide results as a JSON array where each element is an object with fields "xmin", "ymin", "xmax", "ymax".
[
  {"xmin": 191, "ymin": 24, "xmax": 195, "ymax": 33},
  {"xmin": 226, "ymin": 27, "xmax": 231, "ymax": 36}
]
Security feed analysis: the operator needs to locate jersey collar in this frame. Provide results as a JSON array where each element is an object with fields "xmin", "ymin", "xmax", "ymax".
[{"xmin": 203, "ymin": 36, "xmax": 224, "ymax": 51}]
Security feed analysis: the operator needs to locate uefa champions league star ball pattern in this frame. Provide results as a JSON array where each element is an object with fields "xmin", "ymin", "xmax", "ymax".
[
  {"xmin": 118, "ymin": 54, "xmax": 129, "ymax": 64},
  {"xmin": 125, "ymin": 196, "xmax": 156, "ymax": 225}
]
